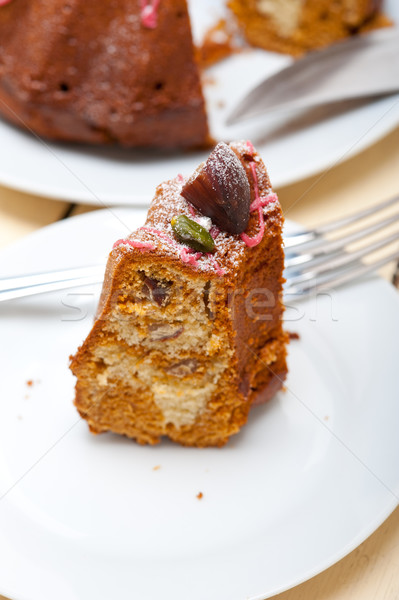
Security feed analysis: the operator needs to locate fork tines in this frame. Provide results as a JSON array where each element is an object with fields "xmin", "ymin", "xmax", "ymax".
[{"xmin": 284, "ymin": 194, "xmax": 399, "ymax": 297}]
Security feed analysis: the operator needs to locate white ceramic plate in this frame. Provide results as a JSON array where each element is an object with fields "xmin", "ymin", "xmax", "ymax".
[
  {"xmin": 0, "ymin": 208, "xmax": 398, "ymax": 600},
  {"xmin": 0, "ymin": 1, "xmax": 398, "ymax": 205}
]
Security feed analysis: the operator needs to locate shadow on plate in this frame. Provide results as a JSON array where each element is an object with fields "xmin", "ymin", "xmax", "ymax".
[
  {"xmin": 0, "ymin": 116, "xmax": 208, "ymax": 165},
  {"xmin": 252, "ymin": 95, "xmax": 397, "ymax": 146}
]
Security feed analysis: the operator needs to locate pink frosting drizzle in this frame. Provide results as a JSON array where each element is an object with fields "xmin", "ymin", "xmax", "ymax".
[
  {"xmin": 240, "ymin": 141, "xmax": 278, "ymax": 248},
  {"xmin": 177, "ymin": 173, "xmax": 184, "ymax": 183},
  {"xmin": 240, "ymin": 208, "xmax": 265, "ymax": 248},
  {"xmin": 0, "ymin": 0, "xmax": 14, "ymax": 5},
  {"xmin": 139, "ymin": 226, "xmax": 225, "ymax": 275},
  {"xmin": 240, "ymin": 193, "xmax": 277, "ymax": 248},
  {"xmin": 140, "ymin": 226, "xmax": 180, "ymax": 249},
  {"xmin": 209, "ymin": 225, "xmax": 220, "ymax": 239},
  {"xmin": 206, "ymin": 254, "xmax": 226, "ymax": 276},
  {"xmin": 113, "ymin": 238, "xmax": 155, "ymax": 251},
  {"xmin": 250, "ymin": 192, "xmax": 278, "ymax": 212},
  {"xmin": 245, "ymin": 140, "xmax": 255, "ymax": 155},
  {"xmin": 140, "ymin": 0, "xmax": 161, "ymax": 29},
  {"xmin": 187, "ymin": 202, "xmax": 197, "ymax": 218},
  {"xmin": 181, "ymin": 248, "xmax": 202, "ymax": 267}
]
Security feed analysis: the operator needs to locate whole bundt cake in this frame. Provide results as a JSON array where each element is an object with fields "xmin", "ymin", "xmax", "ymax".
[{"xmin": 0, "ymin": 0, "xmax": 209, "ymax": 148}]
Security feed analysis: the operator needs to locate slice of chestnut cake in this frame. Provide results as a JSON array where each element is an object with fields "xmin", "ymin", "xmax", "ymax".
[{"xmin": 70, "ymin": 141, "xmax": 288, "ymax": 447}]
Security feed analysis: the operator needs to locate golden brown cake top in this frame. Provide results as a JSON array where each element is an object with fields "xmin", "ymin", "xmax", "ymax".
[{"xmin": 113, "ymin": 141, "xmax": 282, "ymax": 280}]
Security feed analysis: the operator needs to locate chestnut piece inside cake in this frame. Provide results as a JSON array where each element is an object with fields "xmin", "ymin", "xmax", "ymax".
[{"xmin": 70, "ymin": 141, "xmax": 288, "ymax": 447}]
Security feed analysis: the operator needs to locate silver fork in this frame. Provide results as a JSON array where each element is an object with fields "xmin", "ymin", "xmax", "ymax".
[
  {"xmin": 284, "ymin": 194, "xmax": 399, "ymax": 296},
  {"xmin": 0, "ymin": 195, "xmax": 398, "ymax": 302}
]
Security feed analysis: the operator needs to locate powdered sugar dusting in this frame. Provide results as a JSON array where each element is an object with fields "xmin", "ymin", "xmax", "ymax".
[
  {"xmin": 140, "ymin": 224, "xmax": 222, "ymax": 271},
  {"xmin": 206, "ymin": 254, "xmax": 226, "ymax": 276},
  {"xmin": 250, "ymin": 192, "xmax": 278, "ymax": 212},
  {"xmin": 209, "ymin": 225, "xmax": 220, "ymax": 239},
  {"xmin": 197, "ymin": 216, "xmax": 212, "ymax": 231},
  {"xmin": 238, "ymin": 141, "xmax": 278, "ymax": 248},
  {"xmin": 112, "ymin": 143, "xmax": 280, "ymax": 277},
  {"xmin": 140, "ymin": 226, "xmax": 178, "ymax": 249},
  {"xmin": 184, "ymin": 209, "xmax": 212, "ymax": 232},
  {"xmin": 207, "ymin": 143, "xmax": 250, "ymax": 202},
  {"xmin": 181, "ymin": 248, "xmax": 202, "ymax": 267}
]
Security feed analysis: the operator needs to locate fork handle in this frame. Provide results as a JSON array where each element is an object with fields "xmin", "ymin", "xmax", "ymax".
[{"xmin": 0, "ymin": 266, "xmax": 105, "ymax": 303}]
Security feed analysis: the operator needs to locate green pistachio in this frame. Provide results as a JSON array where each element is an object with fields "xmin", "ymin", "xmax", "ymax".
[{"xmin": 171, "ymin": 215, "xmax": 215, "ymax": 253}]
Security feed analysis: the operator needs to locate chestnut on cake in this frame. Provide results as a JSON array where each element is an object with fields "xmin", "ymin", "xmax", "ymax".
[{"xmin": 70, "ymin": 142, "xmax": 288, "ymax": 447}]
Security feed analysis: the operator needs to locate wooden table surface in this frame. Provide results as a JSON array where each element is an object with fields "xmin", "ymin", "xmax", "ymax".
[{"xmin": 0, "ymin": 127, "xmax": 398, "ymax": 600}]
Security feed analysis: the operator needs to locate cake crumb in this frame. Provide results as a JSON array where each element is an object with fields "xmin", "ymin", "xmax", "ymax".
[
  {"xmin": 198, "ymin": 18, "xmax": 242, "ymax": 68},
  {"xmin": 153, "ymin": 465, "xmax": 161, "ymax": 471},
  {"xmin": 197, "ymin": 492, "xmax": 203, "ymax": 500},
  {"xmin": 25, "ymin": 379, "xmax": 41, "ymax": 387},
  {"xmin": 201, "ymin": 74, "xmax": 217, "ymax": 86},
  {"xmin": 17, "ymin": 415, "xmax": 23, "ymax": 421},
  {"xmin": 324, "ymin": 415, "xmax": 330, "ymax": 421},
  {"xmin": 288, "ymin": 332, "xmax": 300, "ymax": 340}
]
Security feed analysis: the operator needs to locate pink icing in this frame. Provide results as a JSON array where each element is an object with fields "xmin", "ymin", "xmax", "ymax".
[
  {"xmin": 245, "ymin": 140, "xmax": 255, "ymax": 155},
  {"xmin": 140, "ymin": 226, "xmax": 224, "ymax": 274},
  {"xmin": 187, "ymin": 202, "xmax": 197, "ymax": 218},
  {"xmin": 209, "ymin": 225, "xmax": 220, "ymax": 239},
  {"xmin": 250, "ymin": 192, "xmax": 278, "ymax": 212},
  {"xmin": 140, "ymin": 226, "xmax": 179, "ymax": 249},
  {"xmin": 206, "ymin": 254, "xmax": 226, "ymax": 276},
  {"xmin": 240, "ymin": 207, "xmax": 265, "ymax": 248},
  {"xmin": 140, "ymin": 0, "xmax": 161, "ymax": 29},
  {"xmin": 0, "ymin": 0, "xmax": 13, "ymax": 5},
  {"xmin": 177, "ymin": 173, "xmax": 184, "ymax": 183},
  {"xmin": 151, "ymin": 225, "xmax": 225, "ymax": 275},
  {"xmin": 181, "ymin": 248, "xmax": 201, "ymax": 267},
  {"xmin": 113, "ymin": 238, "xmax": 155, "ymax": 251},
  {"xmin": 240, "ymin": 144, "xmax": 278, "ymax": 248}
]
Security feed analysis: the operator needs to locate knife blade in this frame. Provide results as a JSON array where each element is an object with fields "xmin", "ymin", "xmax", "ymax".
[{"xmin": 226, "ymin": 27, "xmax": 399, "ymax": 125}]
